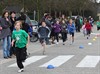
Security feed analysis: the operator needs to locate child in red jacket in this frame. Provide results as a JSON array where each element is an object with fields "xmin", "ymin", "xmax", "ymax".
[{"xmin": 85, "ymin": 19, "xmax": 92, "ymax": 39}]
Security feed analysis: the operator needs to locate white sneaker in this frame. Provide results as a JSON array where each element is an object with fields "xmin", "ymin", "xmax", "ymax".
[
  {"xmin": 56, "ymin": 42, "xmax": 59, "ymax": 45},
  {"xmin": 63, "ymin": 42, "xmax": 65, "ymax": 45},
  {"xmin": 18, "ymin": 68, "xmax": 24, "ymax": 73}
]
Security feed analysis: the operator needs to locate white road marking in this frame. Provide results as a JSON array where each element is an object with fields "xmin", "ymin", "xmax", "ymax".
[
  {"xmin": 8, "ymin": 56, "xmax": 47, "ymax": 67},
  {"xmin": 91, "ymin": 33, "xmax": 100, "ymax": 35},
  {"xmin": 39, "ymin": 55, "xmax": 74, "ymax": 67},
  {"xmin": 76, "ymin": 56, "xmax": 100, "ymax": 67}
]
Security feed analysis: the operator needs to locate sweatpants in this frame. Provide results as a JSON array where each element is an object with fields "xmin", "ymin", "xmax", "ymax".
[
  {"xmin": 61, "ymin": 32, "xmax": 67, "ymax": 42},
  {"xmin": 15, "ymin": 47, "xmax": 26, "ymax": 69},
  {"xmin": 54, "ymin": 32, "xmax": 59, "ymax": 42}
]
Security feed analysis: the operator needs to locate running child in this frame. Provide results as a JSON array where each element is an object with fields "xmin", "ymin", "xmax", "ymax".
[
  {"xmin": 85, "ymin": 19, "xmax": 92, "ymax": 39},
  {"xmin": 38, "ymin": 21, "xmax": 51, "ymax": 55},
  {"xmin": 11, "ymin": 21, "xmax": 30, "ymax": 73},
  {"xmin": 67, "ymin": 19, "xmax": 76, "ymax": 45}
]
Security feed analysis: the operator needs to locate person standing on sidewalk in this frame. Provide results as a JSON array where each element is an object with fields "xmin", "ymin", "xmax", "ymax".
[
  {"xmin": 96, "ymin": 20, "xmax": 100, "ymax": 31},
  {"xmin": 12, "ymin": 21, "xmax": 29, "ymax": 73},
  {"xmin": 0, "ymin": 11, "xmax": 12, "ymax": 59},
  {"xmin": 10, "ymin": 11, "xmax": 17, "ymax": 57}
]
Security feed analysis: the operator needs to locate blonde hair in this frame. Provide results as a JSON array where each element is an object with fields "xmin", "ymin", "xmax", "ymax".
[{"xmin": 14, "ymin": 21, "xmax": 22, "ymax": 28}]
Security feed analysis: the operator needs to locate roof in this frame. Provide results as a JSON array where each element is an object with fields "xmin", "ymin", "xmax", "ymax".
[{"xmin": 4, "ymin": 5, "xmax": 23, "ymax": 13}]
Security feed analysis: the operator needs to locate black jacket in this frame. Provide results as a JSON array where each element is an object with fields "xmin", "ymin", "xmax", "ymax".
[{"xmin": 0, "ymin": 18, "xmax": 12, "ymax": 39}]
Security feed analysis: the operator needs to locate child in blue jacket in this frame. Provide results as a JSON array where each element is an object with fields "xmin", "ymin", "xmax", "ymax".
[{"xmin": 67, "ymin": 19, "xmax": 76, "ymax": 45}]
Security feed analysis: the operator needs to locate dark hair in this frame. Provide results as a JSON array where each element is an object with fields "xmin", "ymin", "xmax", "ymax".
[
  {"xmin": 18, "ymin": 12, "xmax": 26, "ymax": 21},
  {"xmin": 2, "ymin": 11, "xmax": 9, "ymax": 18},
  {"xmin": 10, "ymin": 11, "xmax": 16, "ymax": 15},
  {"xmin": 17, "ymin": 12, "xmax": 26, "ymax": 22}
]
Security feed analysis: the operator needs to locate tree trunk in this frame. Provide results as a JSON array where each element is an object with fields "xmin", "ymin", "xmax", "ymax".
[{"xmin": 69, "ymin": 11, "xmax": 72, "ymax": 16}]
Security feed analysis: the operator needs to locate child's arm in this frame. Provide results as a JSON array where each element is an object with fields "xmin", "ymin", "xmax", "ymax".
[
  {"xmin": 11, "ymin": 39, "xmax": 15, "ymax": 47},
  {"xmin": 26, "ymin": 35, "xmax": 30, "ymax": 48}
]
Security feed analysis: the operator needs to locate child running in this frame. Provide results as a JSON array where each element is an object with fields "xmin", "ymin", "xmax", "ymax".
[
  {"xmin": 38, "ymin": 21, "xmax": 51, "ymax": 55},
  {"xmin": 11, "ymin": 21, "xmax": 30, "ymax": 73},
  {"xmin": 67, "ymin": 19, "xmax": 76, "ymax": 45},
  {"xmin": 53, "ymin": 20, "xmax": 61, "ymax": 44},
  {"xmin": 85, "ymin": 19, "xmax": 92, "ymax": 39}
]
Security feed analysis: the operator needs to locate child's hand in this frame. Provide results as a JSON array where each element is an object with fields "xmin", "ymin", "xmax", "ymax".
[
  {"xmin": 11, "ymin": 42, "xmax": 14, "ymax": 47},
  {"xmin": 26, "ymin": 43, "xmax": 29, "ymax": 48},
  {"xmin": 6, "ymin": 18, "xmax": 9, "ymax": 21},
  {"xmin": 0, "ymin": 26, "xmax": 2, "ymax": 30},
  {"xmin": 11, "ymin": 40, "xmax": 15, "ymax": 47}
]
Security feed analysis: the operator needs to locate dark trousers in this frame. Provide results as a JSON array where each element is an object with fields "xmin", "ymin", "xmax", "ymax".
[
  {"xmin": 55, "ymin": 32, "xmax": 59, "ymax": 42},
  {"xmin": 86, "ymin": 30, "xmax": 91, "ymax": 35},
  {"xmin": 15, "ymin": 47, "xmax": 26, "ymax": 69},
  {"xmin": 61, "ymin": 32, "xmax": 67, "ymax": 42},
  {"xmin": 45, "ymin": 37, "xmax": 50, "ymax": 44},
  {"xmin": 76, "ymin": 25, "xmax": 80, "ymax": 32}
]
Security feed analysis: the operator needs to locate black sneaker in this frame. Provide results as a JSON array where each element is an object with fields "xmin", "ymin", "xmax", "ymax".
[
  {"xmin": 87, "ymin": 37, "xmax": 89, "ymax": 39},
  {"xmin": 4, "ymin": 57, "xmax": 8, "ymax": 59},
  {"xmin": 8, "ymin": 56, "xmax": 12, "ymax": 58}
]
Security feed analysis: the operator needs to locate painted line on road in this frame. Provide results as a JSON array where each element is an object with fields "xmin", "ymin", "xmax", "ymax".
[
  {"xmin": 39, "ymin": 55, "xmax": 74, "ymax": 67},
  {"xmin": 91, "ymin": 33, "xmax": 100, "ymax": 35},
  {"xmin": 8, "ymin": 56, "xmax": 47, "ymax": 67},
  {"xmin": 76, "ymin": 55, "xmax": 100, "ymax": 67}
]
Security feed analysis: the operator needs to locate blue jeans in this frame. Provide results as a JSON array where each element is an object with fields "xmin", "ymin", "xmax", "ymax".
[{"xmin": 3, "ymin": 36, "xmax": 11, "ymax": 57}]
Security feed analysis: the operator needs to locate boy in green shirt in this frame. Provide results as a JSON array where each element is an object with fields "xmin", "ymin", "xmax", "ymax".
[
  {"xmin": 12, "ymin": 21, "xmax": 29, "ymax": 73},
  {"xmin": 96, "ymin": 20, "xmax": 100, "ymax": 30}
]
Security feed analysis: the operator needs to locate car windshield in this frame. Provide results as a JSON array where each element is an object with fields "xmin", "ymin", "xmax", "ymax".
[{"xmin": 31, "ymin": 20, "xmax": 38, "ymax": 26}]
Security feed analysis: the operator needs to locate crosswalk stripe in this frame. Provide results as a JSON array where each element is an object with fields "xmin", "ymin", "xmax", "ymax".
[
  {"xmin": 76, "ymin": 56, "xmax": 100, "ymax": 67},
  {"xmin": 8, "ymin": 56, "xmax": 47, "ymax": 67},
  {"xmin": 39, "ymin": 55, "xmax": 74, "ymax": 67},
  {"xmin": 91, "ymin": 33, "xmax": 100, "ymax": 36}
]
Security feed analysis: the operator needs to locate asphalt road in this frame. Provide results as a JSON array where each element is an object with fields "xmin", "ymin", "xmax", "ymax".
[{"xmin": 0, "ymin": 25, "xmax": 100, "ymax": 74}]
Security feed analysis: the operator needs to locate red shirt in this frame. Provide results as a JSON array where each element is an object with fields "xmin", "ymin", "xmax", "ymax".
[{"xmin": 85, "ymin": 22, "xmax": 92, "ymax": 30}]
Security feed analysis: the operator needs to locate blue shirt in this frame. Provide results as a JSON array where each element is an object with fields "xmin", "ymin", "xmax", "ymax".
[{"xmin": 67, "ymin": 23, "xmax": 75, "ymax": 33}]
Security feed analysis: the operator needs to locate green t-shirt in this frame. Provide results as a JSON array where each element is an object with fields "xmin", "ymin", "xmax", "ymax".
[
  {"xmin": 12, "ymin": 29, "xmax": 28, "ymax": 48},
  {"xmin": 96, "ymin": 21, "xmax": 100, "ymax": 27},
  {"xmin": 80, "ymin": 19, "xmax": 83, "ymax": 25}
]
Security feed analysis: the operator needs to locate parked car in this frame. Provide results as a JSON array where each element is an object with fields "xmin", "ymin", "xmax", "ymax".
[
  {"xmin": 30, "ymin": 20, "xmax": 38, "ymax": 32},
  {"xmin": 29, "ymin": 20, "xmax": 39, "ymax": 42}
]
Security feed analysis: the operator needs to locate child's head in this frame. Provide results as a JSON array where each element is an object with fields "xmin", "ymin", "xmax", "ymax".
[
  {"xmin": 56, "ymin": 20, "xmax": 60, "ymax": 24},
  {"xmin": 62, "ymin": 20, "xmax": 65, "ymax": 24},
  {"xmin": 14, "ymin": 21, "xmax": 22, "ymax": 30},
  {"xmin": 42, "ymin": 21, "xmax": 46, "ymax": 27},
  {"xmin": 69, "ymin": 19, "xmax": 73, "ymax": 24}
]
